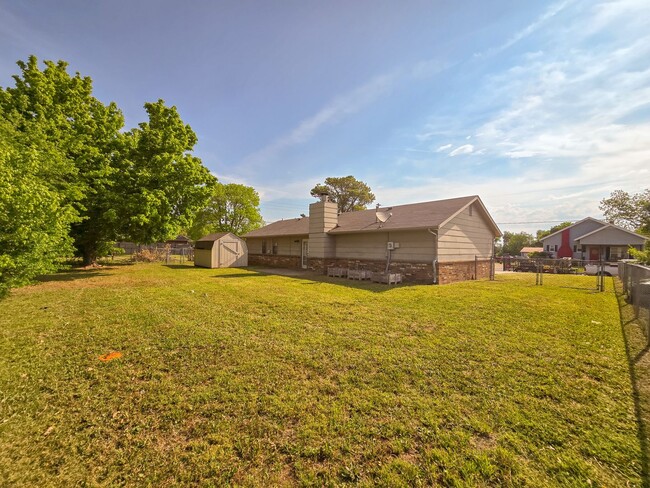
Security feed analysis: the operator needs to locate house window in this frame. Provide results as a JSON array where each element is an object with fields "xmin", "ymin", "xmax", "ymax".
[
  {"xmin": 469, "ymin": 204, "xmax": 473, "ymax": 216},
  {"xmin": 554, "ymin": 245, "xmax": 558, "ymax": 252},
  {"xmin": 573, "ymin": 245, "xmax": 577, "ymax": 252},
  {"xmin": 261, "ymin": 240, "xmax": 267, "ymax": 254},
  {"xmin": 546, "ymin": 245, "xmax": 550, "ymax": 252},
  {"xmin": 272, "ymin": 242, "xmax": 278, "ymax": 255}
]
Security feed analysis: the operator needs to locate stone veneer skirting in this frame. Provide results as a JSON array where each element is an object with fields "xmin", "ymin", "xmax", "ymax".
[
  {"xmin": 248, "ymin": 253, "xmax": 492, "ymax": 284},
  {"xmin": 248, "ymin": 254, "xmax": 301, "ymax": 269}
]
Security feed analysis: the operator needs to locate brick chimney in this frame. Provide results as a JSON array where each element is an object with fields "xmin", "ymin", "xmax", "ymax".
[{"xmin": 308, "ymin": 192, "xmax": 337, "ymax": 258}]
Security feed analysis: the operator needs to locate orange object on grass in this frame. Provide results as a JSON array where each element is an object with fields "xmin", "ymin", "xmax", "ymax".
[{"xmin": 98, "ymin": 351, "xmax": 122, "ymax": 362}]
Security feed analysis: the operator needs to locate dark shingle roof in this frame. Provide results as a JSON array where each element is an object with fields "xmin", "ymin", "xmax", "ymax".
[
  {"xmin": 244, "ymin": 218, "xmax": 310, "ymax": 238},
  {"xmin": 331, "ymin": 195, "xmax": 478, "ymax": 233},
  {"xmin": 244, "ymin": 195, "xmax": 502, "ymax": 238}
]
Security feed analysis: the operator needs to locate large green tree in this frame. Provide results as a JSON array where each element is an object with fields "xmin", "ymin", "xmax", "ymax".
[
  {"xmin": 599, "ymin": 189, "xmax": 650, "ymax": 234},
  {"xmin": 1, "ymin": 57, "xmax": 216, "ymax": 266},
  {"xmin": 0, "ymin": 111, "xmax": 77, "ymax": 296},
  {"xmin": 1, "ymin": 56, "xmax": 125, "ymax": 265},
  {"xmin": 188, "ymin": 183, "xmax": 263, "ymax": 239},
  {"xmin": 310, "ymin": 176, "xmax": 375, "ymax": 213},
  {"xmin": 118, "ymin": 100, "xmax": 216, "ymax": 246}
]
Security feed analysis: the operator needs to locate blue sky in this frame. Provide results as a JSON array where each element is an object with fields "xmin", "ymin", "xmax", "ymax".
[{"xmin": 1, "ymin": 0, "xmax": 649, "ymax": 234}]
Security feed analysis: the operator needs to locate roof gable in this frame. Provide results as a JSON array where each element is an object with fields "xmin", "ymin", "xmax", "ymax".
[
  {"xmin": 540, "ymin": 217, "xmax": 607, "ymax": 242},
  {"xmin": 438, "ymin": 196, "xmax": 502, "ymax": 237},
  {"xmin": 574, "ymin": 223, "xmax": 649, "ymax": 242}
]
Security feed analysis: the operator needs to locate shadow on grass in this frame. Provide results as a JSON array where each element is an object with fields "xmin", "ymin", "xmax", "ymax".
[
  {"xmin": 211, "ymin": 272, "xmax": 268, "ymax": 279},
  {"xmin": 616, "ymin": 279, "xmax": 650, "ymax": 487},
  {"xmin": 37, "ymin": 268, "xmax": 111, "ymax": 283},
  {"xmin": 235, "ymin": 267, "xmax": 422, "ymax": 292},
  {"xmin": 163, "ymin": 264, "xmax": 200, "ymax": 270}
]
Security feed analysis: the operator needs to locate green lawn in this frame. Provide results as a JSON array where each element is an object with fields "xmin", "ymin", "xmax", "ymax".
[{"xmin": 0, "ymin": 264, "xmax": 644, "ymax": 486}]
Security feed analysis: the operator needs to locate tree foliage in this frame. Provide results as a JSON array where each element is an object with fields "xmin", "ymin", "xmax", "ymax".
[
  {"xmin": 629, "ymin": 242, "xmax": 650, "ymax": 265},
  {"xmin": 119, "ymin": 100, "xmax": 216, "ymax": 245},
  {"xmin": 1, "ymin": 56, "xmax": 126, "ymax": 264},
  {"xmin": 188, "ymin": 183, "xmax": 263, "ymax": 239},
  {"xmin": 0, "ymin": 56, "xmax": 230, "ymax": 293},
  {"xmin": 499, "ymin": 231, "xmax": 535, "ymax": 256},
  {"xmin": 599, "ymin": 189, "xmax": 650, "ymax": 234},
  {"xmin": 310, "ymin": 176, "xmax": 375, "ymax": 213},
  {"xmin": 0, "ymin": 111, "xmax": 77, "ymax": 296}
]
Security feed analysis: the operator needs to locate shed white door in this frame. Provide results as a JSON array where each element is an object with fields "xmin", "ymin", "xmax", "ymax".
[{"xmin": 219, "ymin": 240, "xmax": 240, "ymax": 267}]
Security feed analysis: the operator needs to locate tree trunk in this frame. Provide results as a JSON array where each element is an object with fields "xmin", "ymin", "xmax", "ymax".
[{"xmin": 82, "ymin": 248, "xmax": 97, "ymax": 266}]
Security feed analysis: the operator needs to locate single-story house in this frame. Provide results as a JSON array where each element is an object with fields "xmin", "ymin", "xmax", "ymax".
[
  {"xmin": 520, "ymin": 247, "xmax": 544, "ymax": 258},
  {"xmin": 540, "ymin": 217, "xmax": 648, "ymax": 261},
  {"xmin": 194, "ymin": 232, "xmax": 248, "ymax": 268},
  {"xmin": 166, "ymin": 234, "xmax": 192, "ymax": 250},
  {"xmin": 243, "ymin": 194, "xmax": 501, "ymax": 284}
]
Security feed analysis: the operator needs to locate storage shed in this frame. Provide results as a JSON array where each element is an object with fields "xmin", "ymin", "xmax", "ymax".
[{"xmin": 194, "ymin": 232, "xmax": 248, "ymax": 268}]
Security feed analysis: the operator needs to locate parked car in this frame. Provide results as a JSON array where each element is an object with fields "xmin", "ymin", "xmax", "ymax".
[{"xmin": 584, "ymin": 262, "xmax": 619, "ymax": 276}]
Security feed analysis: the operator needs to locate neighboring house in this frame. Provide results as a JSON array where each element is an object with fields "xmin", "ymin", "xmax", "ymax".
[
  {"xmin": 194, "ymin": 232, "xmax": 248, "ymax": 268},
  {"xmin": 166, "ymin": 234, "xmax": 192, "ymax": 250},
  {"xmin": 243, "ymin": 195, "xmax": 501, "ymax": 284},
  {"xmin": 540, "ymin": 218, "xmax": 648, "ymax": 261},
  {"xmin": 520, "ymin": 247, "xmax": 543, "ymax": 258}
]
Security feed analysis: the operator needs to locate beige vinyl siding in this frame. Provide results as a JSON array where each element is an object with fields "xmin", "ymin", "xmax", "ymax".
[
  {"xmin": 438, "ymin": 206, "xmax": 494, "ymax": 262},
  {"xmin": 334, "ymin": 230, "xmax": 435, "ymax": 262},
  {"xmin": 333, "ymin": 233, "xmax": 386, "ymax": 260},
  {"xmin": 194, "ymin": 249, "xmax": 212, "ymax": 268},
  {"xmin": 246, "ymin": 236, "xmax": 306, "ymax": 256}
]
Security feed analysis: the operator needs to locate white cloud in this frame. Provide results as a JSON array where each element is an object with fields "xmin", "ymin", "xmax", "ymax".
[
  {"xmin": 244, "ymin": 71, "xmax": 399, "ymax": 165},
  {"xmin": 436, "ymin": 143, "xmax": 452, "ymax": 152},
  {"xmin": 449, "ymin": 144, "xmax": 474, "ymax": 156},
  {"xmin": 475, "ymin": 0, "xmax": 573, "ymax": 58}
]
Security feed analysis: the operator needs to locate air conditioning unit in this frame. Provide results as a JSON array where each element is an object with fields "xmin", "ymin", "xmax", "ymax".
[{"xmin": 387, "ymin": 242, "xmax": 395, "ymax": 250}]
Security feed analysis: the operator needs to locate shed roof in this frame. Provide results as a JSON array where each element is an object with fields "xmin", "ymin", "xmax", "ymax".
[
  {"xmin": 244, "ymin": 195, "xmax": 501, "ymax": 238},
  {"xmin": 197, "ymin": 232, "xmax": 231, "ymax": 242}
]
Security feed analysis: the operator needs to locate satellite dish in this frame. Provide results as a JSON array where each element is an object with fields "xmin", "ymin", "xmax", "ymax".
[{"xmin": 375, "ymin": 208, "xmax": 393, "ymax": 224}]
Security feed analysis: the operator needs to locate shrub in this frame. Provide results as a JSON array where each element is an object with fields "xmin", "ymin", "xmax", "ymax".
[
  {"xmin": 629, "ymin": 243, "xmax": 650, "ymax": 265},
  {"xmin": 131, "ymin": 247, "xmax": 169, "ymax": 263}
]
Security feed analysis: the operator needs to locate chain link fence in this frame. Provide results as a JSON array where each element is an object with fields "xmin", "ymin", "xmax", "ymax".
[
  {"xmin": 114, "ymin": 242, "xmax": 194, "ymax": 264},
  {"xmin": 620, "ymin": 261, "xmax": 650, "ymax": 339},
  {"xmin": 498, "ymin": 257, "xmax": 611, "ymax": 290}
]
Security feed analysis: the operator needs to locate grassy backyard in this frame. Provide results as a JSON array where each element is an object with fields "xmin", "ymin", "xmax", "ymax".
[{"xmin": 0, "ymin": 263, "xmax": 644, "ymax": 486}]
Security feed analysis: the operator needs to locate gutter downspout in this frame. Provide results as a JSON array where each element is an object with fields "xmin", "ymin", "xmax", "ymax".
[{"xmin": 428, "ymin": 228, "xmax": 438, "ymax": 285}]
